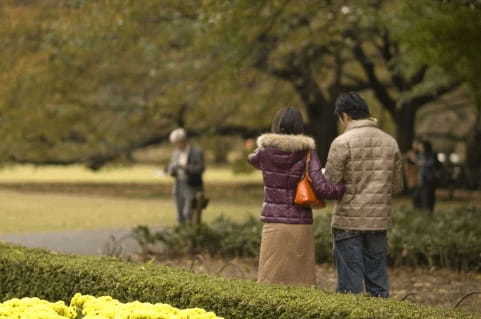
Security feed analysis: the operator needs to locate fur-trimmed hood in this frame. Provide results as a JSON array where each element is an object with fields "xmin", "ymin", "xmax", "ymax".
[{"xmin": 257, "ymin": 133, "xmax": 316, "ymax": 152}]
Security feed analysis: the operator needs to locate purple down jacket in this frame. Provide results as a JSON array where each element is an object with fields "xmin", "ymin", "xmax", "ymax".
[{"xmin": 248, "ymin": 134, "xmax": 345, "ymax": 224}]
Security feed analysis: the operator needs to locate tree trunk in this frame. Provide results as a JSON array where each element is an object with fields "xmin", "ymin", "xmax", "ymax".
[
  {"xmin": 306, "ymin": 110, "xmax": 338, "ymax": 165},
  {"xmin": 291, "ymin": 73, "xmax": 338, "ymax": 164},
  {"xmin": 395, "ymin": 105, "xmax": 417, "ymax": 153}
]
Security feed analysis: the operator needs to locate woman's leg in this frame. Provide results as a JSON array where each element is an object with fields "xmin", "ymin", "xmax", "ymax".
[{"xmin": 258, "ymin": 224, "xmax": 316, "ymax": 286}]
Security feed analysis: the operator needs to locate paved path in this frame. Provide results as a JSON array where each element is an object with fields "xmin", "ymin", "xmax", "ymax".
[{"xmin": 0, "ymin": 228, "xmax": 143, "ymax": 257}]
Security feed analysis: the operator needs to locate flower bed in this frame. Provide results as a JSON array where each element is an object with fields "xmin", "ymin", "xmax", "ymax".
[{"xmin": 0, "ymin": 293, "xmax": 222, "ymax": 319}]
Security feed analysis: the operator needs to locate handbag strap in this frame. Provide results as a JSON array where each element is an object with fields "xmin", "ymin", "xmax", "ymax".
[{"xmin": 304, "ymin": 151, "xmax": 311, "ymax": 178}]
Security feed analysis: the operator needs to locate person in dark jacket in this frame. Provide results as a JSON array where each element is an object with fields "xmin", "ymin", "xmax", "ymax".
[
  {"xmin": 415, "ymin": 140, "xmax": 441, "ymax": 213},
  {"xmin": 166, "ymin": 128, "xmax": 206, "ymax": 224},
  {"xmin": 248, "ymin": 107, "xmax": 345, "ymax": 286}
]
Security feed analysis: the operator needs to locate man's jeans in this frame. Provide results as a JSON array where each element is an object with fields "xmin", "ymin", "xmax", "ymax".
[{"xmin": 333, "ymin": 229, "xmax": 389, "ymax": 298}]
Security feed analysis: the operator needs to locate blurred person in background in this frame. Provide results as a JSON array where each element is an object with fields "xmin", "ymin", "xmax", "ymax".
[
  {"xmin": 405, "ymin": 139, "xmax": 423, "ymax": 208},
  {"xmin": 166, "ymin": 128, "xmax": 207, "ymax": 224},
  {"xmin": 414, "ymin": 140, "xmax": 442, "ymax": 213}
]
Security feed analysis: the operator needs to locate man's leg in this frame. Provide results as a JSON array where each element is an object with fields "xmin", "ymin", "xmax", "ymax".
[
  {"xmin": 363, "ymin": 231, "xmax": 389, "ymax": 298},
  {"xmin": 427, "ymin": 185, "xmax": 437, "ymax": 213},
  {"xmin": 190, "ymin": 191, "xmax": 206, "ymax": 225},
  {"xmin": 420, "ymin": 184, "xmax": 434, "ymax": 214},
  {"xmin": 334, "ymin": 230, "xmax": 365, "ymax": 294},
  {"xmin": 175, "ymin": 183, "xmax": 186, "ymax": 224},
  {"xmin": 182, "ymin": 186, "xmax": 195, "ymax": 223},
  {"xmin": 412, "ymin": 187, "xmax": 422, "ymax": 209}
]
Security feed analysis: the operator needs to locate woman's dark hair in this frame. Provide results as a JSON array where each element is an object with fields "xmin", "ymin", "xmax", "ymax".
[
  {"xmin": 422, "ymin": 140, "xmax": 433, "ymax": 154},
  {"xmin": 271, "ymin": 107, "xmax": 305, "ymax": 135},
  {"xmin": 334, "ymin": 92, "xmax": 370, "ymax": 120}
]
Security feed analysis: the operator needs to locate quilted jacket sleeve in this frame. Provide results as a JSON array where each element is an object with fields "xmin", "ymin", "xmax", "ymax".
[
  {"xmin": 309, "ymin": 151, "xmax": 345, "ymax": 200},
  {"xmin": 325, "ymin": 138, "xmax": 349, "ymax": 184},
  {"xmin": 248, "ymin": 148, "xmax": 263, "ymax": 170}
]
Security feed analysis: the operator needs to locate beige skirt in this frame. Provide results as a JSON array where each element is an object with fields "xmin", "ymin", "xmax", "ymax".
[{"xmin": 257, "ymin": 223, "xmax": 316, "ymax": 287}]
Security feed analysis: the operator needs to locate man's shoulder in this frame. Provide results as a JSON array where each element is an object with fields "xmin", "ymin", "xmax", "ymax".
[
  {"xmin": 331, "ymin": 129, "xmax": 360, "ymax": 149},
  {"xmin": 332, "ymin": 133, "xmax": 350, "ymax": 146},
  {"xmin": 350, "ymin": 126, "xmax": 398, "ymax": 147},
  {"xmin": 189, "ymin": 145, "xmax": 204, "ymax": 157},
  {"xmin": 376, "ymin": 130, "xmax": 399, "ymax": 149}
]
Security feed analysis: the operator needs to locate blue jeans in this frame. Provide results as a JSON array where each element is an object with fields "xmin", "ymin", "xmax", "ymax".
[{"xmin": 333, "ymin": 229, "xmax": 389, "ymax": 298}]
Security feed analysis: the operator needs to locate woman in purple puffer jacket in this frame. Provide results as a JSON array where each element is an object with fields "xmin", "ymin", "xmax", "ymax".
[{"xmin": 248, "ymin": 107, "xmax": 345, "ymax": 287}]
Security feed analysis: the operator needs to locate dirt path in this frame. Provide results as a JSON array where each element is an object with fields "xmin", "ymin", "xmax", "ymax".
[{"xmin": 0, "ymin": 228, "xmax": 141, "ymax": 257}]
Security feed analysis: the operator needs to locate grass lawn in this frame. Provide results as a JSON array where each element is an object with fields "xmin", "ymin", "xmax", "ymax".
[
  {"xmin": 0, "ymin": 189, "xmax": 264, "ymax": 234},
  {"xmin": 0, "ymin": 165, "xmax": 263, "ymax": 233},
  {"xmin": 0, "ymin": 164, "xmax": 262, "ymax": 184},
  {"xmin": 0, "ymin": 164, "xmax": 478, "ymax": 234}
]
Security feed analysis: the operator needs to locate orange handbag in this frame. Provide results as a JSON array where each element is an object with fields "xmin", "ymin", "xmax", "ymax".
[{"xmin": 294, "ymin": 151, "xmax": 326, "ymax": 209}]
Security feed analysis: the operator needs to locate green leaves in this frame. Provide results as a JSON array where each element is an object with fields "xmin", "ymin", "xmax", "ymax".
[
  {"xmin": 1, "ymin": 0, "xmax": 477, "ymax": 167},
  {"xmin": 134, "ymin": 206, "xmax": 481, "ymax": 272},
  {"xmin": 398, "ymin": 0, "xmax": 481, "ymax": 88},
  {"xmin": 0, "ymin": 242, "xmax": 476, "ymax": 319}
]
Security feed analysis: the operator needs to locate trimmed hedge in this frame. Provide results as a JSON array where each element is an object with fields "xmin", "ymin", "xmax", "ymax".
[{"xmin": 0, "ymin": 243, "xmax": 477, "ymax": 319}]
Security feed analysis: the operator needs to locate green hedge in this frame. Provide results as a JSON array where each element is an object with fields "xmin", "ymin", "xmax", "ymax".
[
  {"xmin": 0, "ymin": 243, "xmax": 477, "ymax": 319},
  {"xmin": 134, "ymin": 206, "xmax": 481, "ymax": 271}
]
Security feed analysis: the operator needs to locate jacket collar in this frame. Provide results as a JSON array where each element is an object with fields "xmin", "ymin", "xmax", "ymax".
[
  {"xmin": 257, "ymin": 133, "xmax": 316, "ymax": 152},
  {"xmin": 345, "ymin": 118, "xmax": 379, "ymax": 132}
]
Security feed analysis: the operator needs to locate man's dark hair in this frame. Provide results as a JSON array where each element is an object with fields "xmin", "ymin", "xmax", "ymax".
[
  {"xmin": 271, "ymin": 107, "xmax": 305, "ymax": 135},
  {"xmin": 334, "ymin": 92, "xmax": 370, "ymax": 120}
]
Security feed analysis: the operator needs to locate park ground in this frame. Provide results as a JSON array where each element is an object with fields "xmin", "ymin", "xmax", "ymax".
[{"xmin": 0, "ymin": 164, "xmax": 480, "ymax": 314}]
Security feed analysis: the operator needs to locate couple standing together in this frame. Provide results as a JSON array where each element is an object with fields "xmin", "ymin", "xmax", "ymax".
[{"xmin": 248, "ymin": 92, "xmax": 403, "ymax": 298}]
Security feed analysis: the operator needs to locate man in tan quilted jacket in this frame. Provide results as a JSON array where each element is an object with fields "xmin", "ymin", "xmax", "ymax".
[{"xmin": 325, "ymin": 92, "xmax": 403, "ymax": 298}]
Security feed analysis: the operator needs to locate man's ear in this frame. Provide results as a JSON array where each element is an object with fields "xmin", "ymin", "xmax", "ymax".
[{"xmin": 341, "ymin": 112, "xmax": 352, "ymax": 123}]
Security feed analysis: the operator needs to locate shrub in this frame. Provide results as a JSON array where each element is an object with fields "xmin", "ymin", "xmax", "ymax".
[
  {"xmin": 389, "ymin": 206, "xmax": 481, "ymax": 271},
  {"xmin": 134, "ymin": 206, "xmax": 481, "ymax": 271},
  {"xmin": 132, "ymin": 216, "xmax": 262, "ymax": 258},
  {"xmin": 0, "ymin": 243, "xmax": 474, "ymax": 319}
]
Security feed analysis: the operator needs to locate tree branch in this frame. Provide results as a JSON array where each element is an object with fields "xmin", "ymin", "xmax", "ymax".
[
  {"xmin": 339, "ymin": 82, "xmax": 372, "ymax": 92},
  {"xmin": 9, "ymin": 124, "xmax": 269, "ymax": 170},
  {"xmin": 407, "ymin": 64, "xmax": 428, "ymax": 87},
  {"xmin": 352, "ymin": 41, "xmax": 397, "ymax": 115},
  {"xmin": 409, "ymin": 81, "xmax": 461, "ymax": 111},
  {"xmin": 376, "ymin": 30, "xmax": 407, "ymax": 91}
]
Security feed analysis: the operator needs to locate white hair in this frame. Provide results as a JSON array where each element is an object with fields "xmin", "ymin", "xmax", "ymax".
[{"xmin": 169, "ymin": 128, "xmax": 187, "ymax": 143}]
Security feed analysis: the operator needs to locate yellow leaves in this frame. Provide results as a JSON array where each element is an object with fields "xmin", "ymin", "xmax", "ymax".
[{"xmin": 0, "ymin": 294, "xmax": 223, "ymax": 319}]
